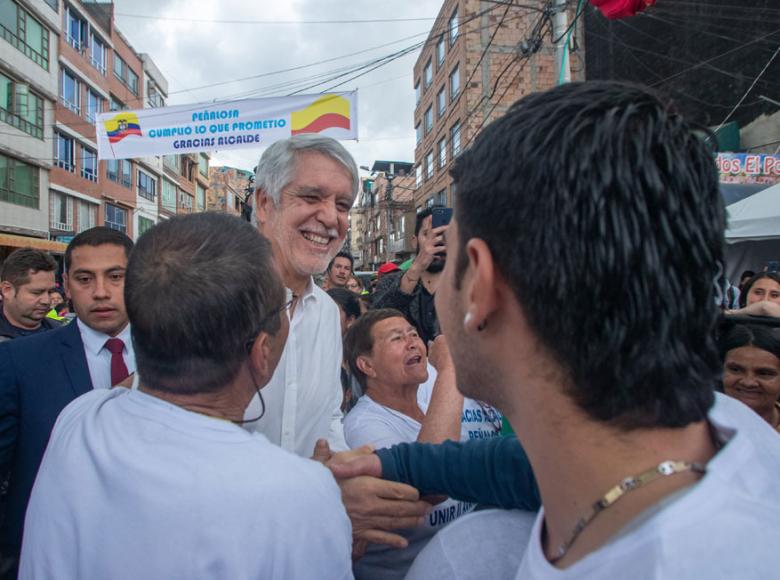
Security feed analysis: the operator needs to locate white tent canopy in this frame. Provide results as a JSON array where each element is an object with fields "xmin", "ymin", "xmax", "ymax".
[
  {"xmin": 726, "ymin": 182, "xmax": 780, "ymax": 242},
  {"xmin": 725, "ymin": 182, "xmax": 780, "ymax": 281}
]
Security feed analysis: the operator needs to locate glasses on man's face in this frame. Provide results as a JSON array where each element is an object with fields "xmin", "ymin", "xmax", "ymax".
[{"xmin": 245, "ymin": 299, "xmax": 294, "ymax": 352}]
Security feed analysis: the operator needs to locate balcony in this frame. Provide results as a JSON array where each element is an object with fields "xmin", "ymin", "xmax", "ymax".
[{"xmin": 389, "ymin": 230, "xmax": 414, "ymax": 255}]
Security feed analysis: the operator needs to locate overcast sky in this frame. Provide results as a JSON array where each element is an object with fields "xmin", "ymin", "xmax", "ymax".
[{"xmin": 113, "ymin": 0, "xmax": 443, "ymax": 176}]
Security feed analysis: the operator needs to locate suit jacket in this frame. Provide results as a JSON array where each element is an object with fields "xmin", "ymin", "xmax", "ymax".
[{"xmin": 0, "ymin": 321, "xmax": 92, "ymax": 556}]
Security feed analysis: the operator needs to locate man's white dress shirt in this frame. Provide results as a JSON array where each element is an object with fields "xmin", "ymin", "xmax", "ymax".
[
  {"xmin": 244, "ymin": 279, "xmax": 347, "ymax": 457},
  {"xmin": 76, "ymin": 320, "xmax": 135, "ymax": 389}
]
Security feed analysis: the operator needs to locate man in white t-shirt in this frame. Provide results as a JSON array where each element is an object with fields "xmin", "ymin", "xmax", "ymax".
[
  {"xmin": 384, "ymin": 81, "xmax": 780, "ymax": 578},
  {"xmin": 343, "ymin": 308, "xmax": 499, "ymax": 579},
  {"xmin": 19, "ymin": 213, "xmax": 353, "ymax": 580}
]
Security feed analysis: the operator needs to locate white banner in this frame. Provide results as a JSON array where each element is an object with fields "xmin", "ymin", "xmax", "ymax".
[{"xmin": 96, "ymin": 92, "xmax": 358, "ymax": 160}]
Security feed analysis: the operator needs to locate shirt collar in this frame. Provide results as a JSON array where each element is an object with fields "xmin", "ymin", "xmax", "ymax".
[
  {"xmin": 288, "ymin": 277, "xmax": 319, "ymax": 304},
  {"xmin": 77, "ymin": 318, "xmax": 132, "ymax": 356}
]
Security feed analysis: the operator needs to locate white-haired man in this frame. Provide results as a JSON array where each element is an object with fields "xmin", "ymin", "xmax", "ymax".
[{"xmin": 250, "ymin": 134, "xmax": 430, "ymax": 554}]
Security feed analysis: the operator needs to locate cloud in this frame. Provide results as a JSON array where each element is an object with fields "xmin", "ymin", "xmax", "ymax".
[{"xmin": 114, "ymin": 0, "xmax": 441, "ymax": 172}]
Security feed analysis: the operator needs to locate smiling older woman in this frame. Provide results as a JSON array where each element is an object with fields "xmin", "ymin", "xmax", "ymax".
[{"xmin": 720, "ymin": 322, "xmax": 780, "ymax": 432}]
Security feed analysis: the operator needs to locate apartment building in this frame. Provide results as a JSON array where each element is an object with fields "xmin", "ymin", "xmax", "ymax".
[
  {"xmin": 350, "ymin": 161, "xmax": 415, "ymax": 270},
  {"xmin": 412, "ymin": 0, "xmax": 569, "ymax": 210},
  {"xmin": 0, "ymin": 0, "xmax": 210, "ymax": 257},
  {"xmin": 0, "ymin": 0, "xmax": 62, "ymax": 259},
  {"xmin": 208, "ymin": 165, "xmax": 251, "ymax": 216}
]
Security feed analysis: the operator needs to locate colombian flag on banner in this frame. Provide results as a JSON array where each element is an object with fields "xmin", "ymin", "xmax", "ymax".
[
  {"xmin": 104, "ymin": 112, "xmax": 142, "ymax": 144},
  {"xmin": 291, "ymin": 95, "xmax": 351, "ymax": 135}
]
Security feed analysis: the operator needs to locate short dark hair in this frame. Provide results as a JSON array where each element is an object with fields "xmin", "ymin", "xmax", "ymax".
[
  {"xmin": 738, "ymin": 272, "xmax": 780, "ymax": 308},
  {"xmin": 719, "ymin": 322, "xmax": 780, "ymax": 362},
  {"xmin": 327, "ymin": 287, "xmax": 361, "ymax": 320},
  {"xmin": 414, "ymin": 205, "xmax": 444, "ymax": 238},
  {"xmin": 0, "ymin": 248, "xmax": 57, "ymax": 288},
  {"xmin": 451, "ymin": 81, "xmax": 723, "ymax": 429},
  {"xmin": 328, "ymin": 251, "xmax": 354, "ymax": 272},
  {"xmin": 125, "ymin": 213, "xmax": 285, "ymax": 394},
  {"xmin": 739, "ymin": 270, "xmax": 755, "ymax": 282},
  {"xmin": 64, "ymin": 227, "xmax": 133, "ymax": 272},
  {"xmin": 344, "ymin": 308, "xmax": 407, "ymax": 391}
]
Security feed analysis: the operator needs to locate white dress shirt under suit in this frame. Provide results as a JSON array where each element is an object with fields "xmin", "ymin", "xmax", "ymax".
[{"xmin": 76, "ymin": 320, "xmax": 136, "ymax": 390}]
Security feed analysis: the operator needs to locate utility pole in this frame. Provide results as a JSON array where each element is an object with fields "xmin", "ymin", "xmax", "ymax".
[
  {"xmin": 553, "ymin": 0, "xmax": 571, "ymax": 84},
  {"xmin": 385, "ymin": 162, "xmax": 395, "ymax": 264}
]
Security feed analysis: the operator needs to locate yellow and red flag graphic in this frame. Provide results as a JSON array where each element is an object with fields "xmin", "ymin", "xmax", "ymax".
[
  {"xmin": 103, "ymin": 112, "xmax": 142, "ymax": 144},
  {"xmin": 291, "ymin": 95, "xmax": 351, "ymax": 135}
]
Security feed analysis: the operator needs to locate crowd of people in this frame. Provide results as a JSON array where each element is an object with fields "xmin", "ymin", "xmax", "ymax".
[{"xmin": 0, "ymin": 80, "xmax": 778, "ymax": 579}]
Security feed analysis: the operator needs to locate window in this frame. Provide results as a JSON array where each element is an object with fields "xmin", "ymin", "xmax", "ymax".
[
  {"xmin": 415, "ymin": 123, "xmax": 422, "ymax": 145},
  {"xmin": 451, "ymin": 121, "xmax": 462, "ymax": 157},
  {"xmin": 424, "ymin": 106, "xmax": 432, "ymax": 134},
  {"xmin": 0, "ymin": 153, "xmax": 38, "ymax": 208},
  {"xmin": 414, "ymin": 81, "xmax": 420, "ymax": 105},
  {"xmin": 196, "ymin": 183, "xmax": 205, "ymax": 211},
  {"xmin": 86, "ymin": 89, "xmax": 101, "ymax": 122},
  {"xmin": 437, "ymin": 87, "xmax": 446, "ymax": 118},
  {"xmin": 0, "ymin": 72, "xmax": 43, "ymax": 138},
  {"xmin": 137, "ymin": 170, "xmax": 156, "ymax": 201},
  {"xmin": 121, "ymin": 160, "xmax": 132, "ymax": 188},
  {"xmin": 449, "ymin": 9, "xmax": 459, "ymax": 45},
  {"xmin": 127, "ymin": 68, "xmax": 138, "ymax": 95},
  {"xmin": 198, "ymin": 153, "xmax": 209, "ymax": 177},
  {"xmin": 449, "ymin": 66, "xmax": 460, "ymax": 101},
  {"xmin": 106, "ymin": 159, "xmax": 119, "ymax": 182},
  {"xmin": 423, "ymin": 59, "xmax": 432, "ymax": 89},
  {"xmin": 138, "ymin": 216, "xmax": 154, "ymax": 236},
  {"xmin": 415, "ymin": 164, "xmax": 422, "ymax": 188},
  {"xmin": 110, "ymin": 96, "xmax": 125, "ymax": 111},
  {"xmin": 436, "ymin": 36, "xmax": 445, "ymax": 67},
  {"xmin": 163, "ymin": 155, "xmax": 180, "ymax": 171},
  {"xmin": 43, "ymin": 0, "xmax": 57, "ymax": 11},
  {"xmin": 65, "ymin": 5, "xmax": 87, "ymax": 51},
  {"xmin": 162, "ymin": 178, "xmax": 177, "ymax": 211},
  {"xmin": 438, "ymin": 137, "xmax": 447, "ymax": 168},
  {"xmin": 77, "ymin": 201, "xmax": 96, "ymax": 232},
  {"xmin": 178, "ymin": 191, "xmax": 193, "ymax": 212},
  {"xmin": 437, "ymin": 190, "xmax": 447, "ymax": 206},
  {"xmin": 55, "ymin": 132, "xmax": 74, "ymax": 171},
  {"xmin": 113, "ymin": 55, "xmax": 125, "ymax": 82},
  {"xmin": 113, "ymin": 55, "xmax": 139, "ymax": 95},
  {"xmin": 104, "ymin": 203, "xmax": 127, "ymax": 233},
  {"xmin": 147, "ymin": 84, "xmax": 164, "ymax": 108},
  {"xmin": 61, "ymin": 68, "xmax": 80, "ymax": 114},
  {"xmin": 50, "ymin": 191, "xmax": 73, "ymax": 231},
  {"xmin": 0, "ymin": 2, "xmax": 49, "ymax": 69},
  {"xmin": 90, "ymin": 34, "xmax": 106, "ymax": 75},
  {"xmin": 80, "ymin": 145, "xmax": 96, "ymax": 181},
  {"xmin": 426, "ymin": 197, "xmax": 435, "ymax": 209},
  {"xmin": 425, "ymin": 151, "xmax": 434, "ymax": 179}
]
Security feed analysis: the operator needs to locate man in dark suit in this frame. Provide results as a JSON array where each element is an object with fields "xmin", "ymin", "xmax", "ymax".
[{"xmin": 0, "ymin": 227, "xmax": 134, "ymax": 578}]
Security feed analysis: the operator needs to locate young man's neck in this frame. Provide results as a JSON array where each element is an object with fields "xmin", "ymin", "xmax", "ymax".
[
  {"xmin": 506, "ymin": 386, "xmax": 717, "ymax": 568},
  {"xmin": 2, "ymin": 305, "xmax": 39, "ymax": 330}
]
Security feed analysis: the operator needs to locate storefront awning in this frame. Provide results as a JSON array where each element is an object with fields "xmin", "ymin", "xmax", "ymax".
[{"xmin": 0, "ymin": 233, "xmax": 68, "ymax": 254}]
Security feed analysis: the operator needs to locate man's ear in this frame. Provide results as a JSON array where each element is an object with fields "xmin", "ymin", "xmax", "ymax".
[
  {"xmin": 62, "ymin": 276, "xmax": 71, "ymax": 301},
  {"xmin": 355, "ymin": 355, "xmax": 376, "ymax": 379},
  {"xmin": 0, "ymin": 281, "xmax": 14, "ymax": 301},
  {"xmin": 247, "ymin": 332, "xmax": 273, "ymax": 384},
  {"xmin": 462, "ymin": 238, "xmax": 501, "ymax": 333},
  {"xmin": 254, "ymin": 188, "xmax": 274, "ymax": 228}
]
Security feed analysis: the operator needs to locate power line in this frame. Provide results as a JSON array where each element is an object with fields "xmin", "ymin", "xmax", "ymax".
[{"xmin": 713, "ymin": 44, "xmax": 780, "ymax": 134}]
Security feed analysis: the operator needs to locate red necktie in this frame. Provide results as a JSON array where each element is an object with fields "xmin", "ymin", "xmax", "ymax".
[{"xmin": 105, "ymin": 338, "xmax": 129, "ymax": 386}]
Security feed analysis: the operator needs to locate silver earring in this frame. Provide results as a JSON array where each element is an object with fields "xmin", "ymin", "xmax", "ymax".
[{"xmin": 464, "ymin": 312, "xmax": 474, "ymax": 327}]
